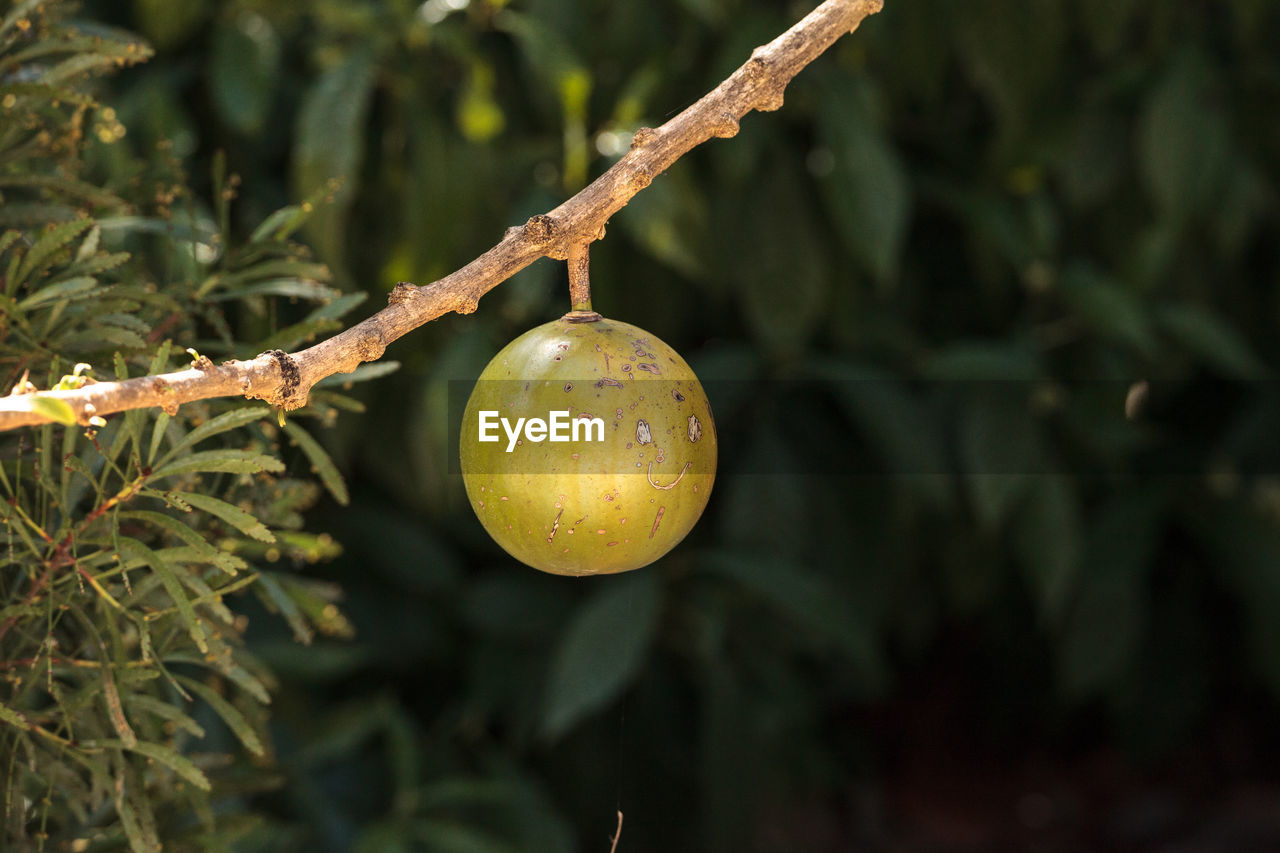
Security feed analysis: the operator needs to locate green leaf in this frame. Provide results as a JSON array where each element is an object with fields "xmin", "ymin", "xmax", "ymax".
[
  {"xmin": 118, "ymin": 511, "xmax": 244, "ymax": 575},
  {"xmin": 1, "ymin": 0, "xmax": 44, "ymax": 38},
  {"xmin": 148, "ymin": 339, "xmax": 172, "ymax": 375},
  {"xmin": 955, "ymin": 0, "xmax": 1065, "ymax": 126},
  {"xmin": 164, "ymin": 651, "xmax": 273, "ymax": 705},
  {"xmin": 314, "ymin": 360, "xmax": 401, "ymax": 388},
  {"xmin": 308, "ymin": 291, "xmax": 366, "ymax": 321},
  {"xmin": 959, "ymin": 394, "xmax": 1043, "ymax": 528},
  {"xmin": 96, "ymin": 216, "xmax": 218, "ymax": 246},
  {"xmin": 26, "ymin": 396, "xmax": 77, "ymax": 426},
  {"xmin": 115, "ymin": 539, "xmax": 208, "ymax": 653},
  {"xmin": 1057, "ymin": 266, "xmax": 1158, "ymax": 356},
  {"xmin": 0, "ymin": 701, "xmax": 30, "ymax": 731},
  {"xmin": 161, "ymin": 405, "xmax": 270, "ymax": 460},
  {"xmin": 702, "ymin": 552, "xmax": 885, "ymax": 690},
  {"xmin": 1058, "ymin": 491, "xmax": 1165, "ymax": 697},
  {"xmin": 618, "ymin": 161, "xmax": 707, "ymax": 279},
  {"xmin": 1138, "ymin": 51, "xmax": 1231, "ymax": 223},
  {"xmin": 817, "ymin": 77, "xmax": 911, "ymax": 285},
  {"xmin": 87, "ymin": 739, "xmax": 212, "ymax": 792},
  {"xmin": 282, "ymin": 421, "xmax": 349, "ymax": 505},
  {"xmin": 204, "ymin": 278, "xmax": 341, "ymax": 303},
  {"xmin": 248, "ymin": 203, "xmax": 313, "ymax": 243},
  {"xmin": 733, "ymin": 164, "xmax": 827, "ymax": 353},
  {"xmin": 209, "ymin": 12, "xmax": 281, "ymax": 133},
  {"xmin": 246, "ymin": 316, "xmax": 342, "ymax": 356},
  {"xmin": 126, "ymin": 695, "xmax": 205, "ymax": 738},
  {"xmin": 813, "ymin": 360, "xmax": 950, "ymax": 509},
  {"xmin": 16, "ymin": 276, "xmax": 100, "ymax": 310},
  {"xmin": 1011, "ymin": 476, "xmax": 1080, "ymax": 627},
  {"xmin": 176, "ymin": 677, "xmax": 265, "ymax": 756},
  {"xmin": 147, "ymin": 412, "xmax": 170, "ymax": 465},
  {"xmin": 59, "ymin": 325, "xmax": 146, "ymax": 351},
  {"xmin": 292, "ymin": 48, "xmax": 376, "ymax": 271},
  {"xmin": 150, "ymin": 449, "xmax": 284, "ymax": 480},
  {"xmin": 1154, "ymin": 304, "xmax": 1267, "ymax": 379},
  {"xmin": 542, "ymin": 572, "xmax": 660, "ymax": 740},
  {"xmin": 173, "ymin": 491, "xmax": 275, "ymax": 543},
  {"xmin": 115, "ymin": 791, "xmax": 161, "ymax": 853},
  {"xmin": 14, "ymin": 219, "xmax": 91, "ymax": 287},
  {"xmin": 923, "ymin": 340, "xmax": 1042, "ymax": 381},
  {"xmin": 0, "ymin": 174, "xmax": 119, "ymax": 206},
  {"xmin": 255, "ymin": 573, "xmax": 313, "ymax": 644}
]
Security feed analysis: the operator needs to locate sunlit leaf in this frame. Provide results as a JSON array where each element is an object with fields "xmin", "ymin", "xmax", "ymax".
[
  {"xmin": 151, "ymin": 449, "xmax": 284, "ymax": 480},
  {"xmin": 174, "ymin": 491, "xmax": 274, "ymax": 543}
]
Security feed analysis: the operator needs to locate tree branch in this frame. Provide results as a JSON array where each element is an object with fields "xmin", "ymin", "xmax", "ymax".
[{"xmin": 0, "ymin": 0, "xmax": 883, "ymax": 433}]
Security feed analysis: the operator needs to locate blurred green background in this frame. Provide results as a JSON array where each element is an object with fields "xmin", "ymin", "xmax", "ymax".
[{"xmin": 70, "ymin": 0, "xmax": 1280, "ymax": 849}]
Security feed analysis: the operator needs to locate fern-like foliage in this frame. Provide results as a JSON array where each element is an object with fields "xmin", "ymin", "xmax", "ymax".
[{"xmin": 1, "ymin": 2, "xmax": 371, "ymax": 848}]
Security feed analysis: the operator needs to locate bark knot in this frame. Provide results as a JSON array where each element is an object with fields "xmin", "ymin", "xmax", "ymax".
[
  {"xmin": 523, "ymin": 214, "xmax": 559, "ymax": 244},
  {"xmin": 630, "ymin": 127, "xmax": 657, "ymax": 149},
  {"xmin": 388, "ymin": 282, "xmax": 419, "ymax": 304},
  {"xmin": 260, "ymin": 349, "xmax": 305, "ymax": 409}
]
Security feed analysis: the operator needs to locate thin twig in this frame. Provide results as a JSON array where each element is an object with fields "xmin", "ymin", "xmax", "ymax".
[
  {"xmin": 0, "ymin": 0, "xmax": 884, "ymax": 433},
  {"xmin": 609, "ymin": 810, "xmax": 623, "ymax": 853}
]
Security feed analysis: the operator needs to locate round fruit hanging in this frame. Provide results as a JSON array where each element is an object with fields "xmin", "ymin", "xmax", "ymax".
[{"xmin": 460, "ymin": 243, "xmax": 716, "ymax": 575}]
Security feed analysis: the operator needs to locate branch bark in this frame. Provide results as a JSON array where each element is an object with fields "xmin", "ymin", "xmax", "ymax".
[{"xmin": 0, "ymin": 0, "xmax": 883, "ymax": 433}]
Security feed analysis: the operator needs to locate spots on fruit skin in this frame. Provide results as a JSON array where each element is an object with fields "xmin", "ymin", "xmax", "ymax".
[
  {"xmin": 596, "ymin": 377, "xmax": 622, "ymax": 388},
  {"xmin": 547, "ymin": 509, "xmax": 564, "ymax": 543},
  {"xmin": 636, "ymin": 420, "xmax": 652, "ymax": 444},
  {"xmin": 688, "ymin": 414, "xmax": 703, "ymax": 442},
  {"xmin": 649, "ymin": 506, "xmax": 666, "ymax": 539},
  {"xmin": 564, "ymin": 383, "xmax": 573, "ymax": 392},
  {"xmin": 637, "ymin": 363, "xmax": 660, "ymax": 375},
  {"xmin": 647, "ymin": 460, "xmax": 691, "ymax": 491},
  {"xmin": 672, "ymin": 389, "xmax": 685, "ymax": 402}
]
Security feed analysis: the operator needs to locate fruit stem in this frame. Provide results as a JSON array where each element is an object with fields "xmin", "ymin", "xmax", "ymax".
[{"xmin": 568, "ymin": 241, "xmax": 592, "ymax": 312}]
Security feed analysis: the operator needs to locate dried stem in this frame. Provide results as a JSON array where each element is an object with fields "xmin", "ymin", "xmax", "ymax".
[{"xmin": 0, "ymin": 0, "xmax": 883, "ymax": 432}]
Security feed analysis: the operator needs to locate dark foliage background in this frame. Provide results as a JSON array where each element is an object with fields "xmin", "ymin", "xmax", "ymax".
[{"xmin": 17, "ymin": 0, "xmax": 1280, "ymax": 849}]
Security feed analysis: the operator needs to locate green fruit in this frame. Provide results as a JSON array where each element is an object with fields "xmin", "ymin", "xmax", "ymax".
[{"xmin": 460, "ymin": 312, "xmax": 716, "ymax": 576}]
